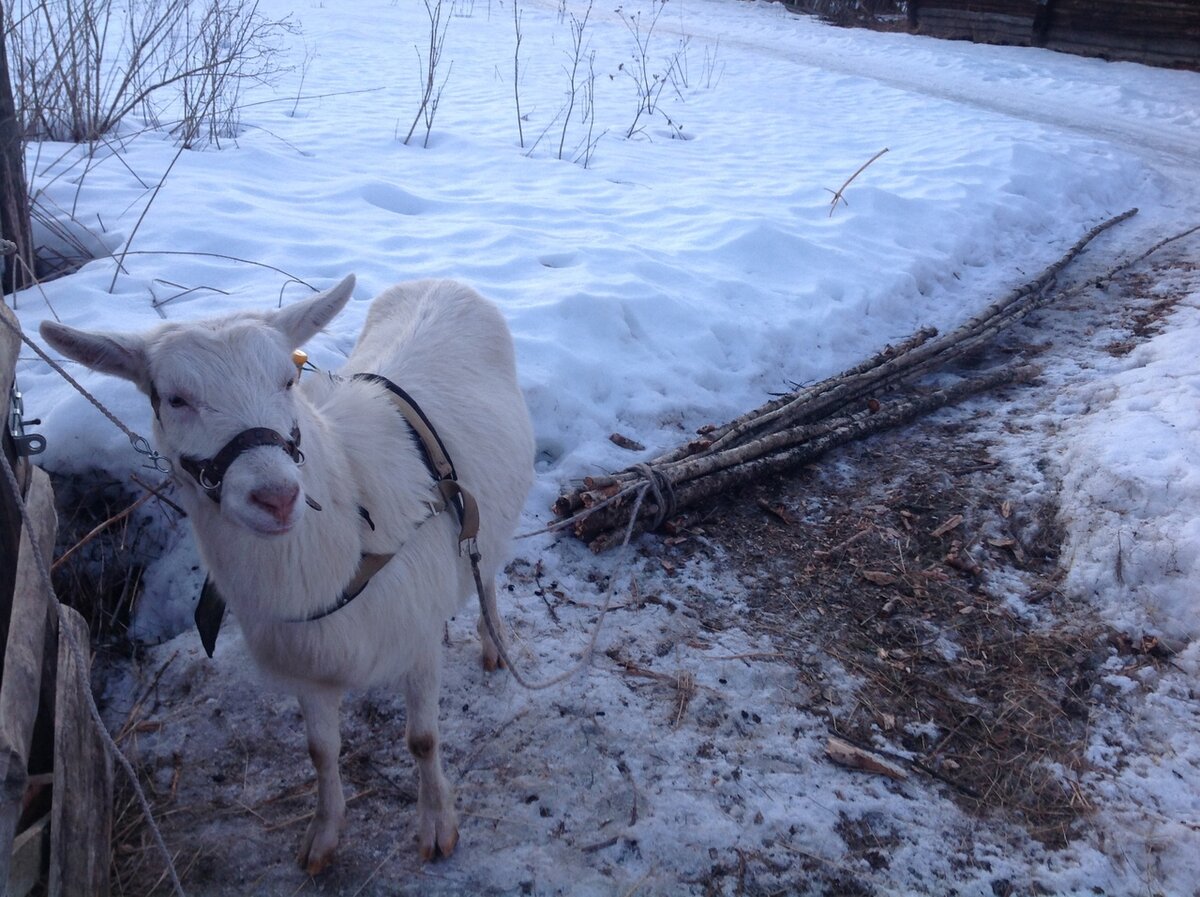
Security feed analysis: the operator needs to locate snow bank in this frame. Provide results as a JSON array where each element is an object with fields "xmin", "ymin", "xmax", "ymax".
[{"xmin": 1060, "ymin": 284, "xmax": 1200, "ymax": 645}]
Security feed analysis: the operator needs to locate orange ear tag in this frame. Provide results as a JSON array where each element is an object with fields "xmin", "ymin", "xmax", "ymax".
[{"xmin": 291, "ymin": 349, "xmax": 309, "ymax": 379}]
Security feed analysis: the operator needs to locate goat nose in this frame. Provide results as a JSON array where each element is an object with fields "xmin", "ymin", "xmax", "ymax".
[{"xmin": 250, "ymin": 483, "xmax": 300, "ymax": 524}]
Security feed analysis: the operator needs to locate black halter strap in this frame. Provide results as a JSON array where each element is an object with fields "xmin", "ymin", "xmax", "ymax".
[{"xmin": 179, "ymin": 425, "xmax": 304, "ymax": 502}]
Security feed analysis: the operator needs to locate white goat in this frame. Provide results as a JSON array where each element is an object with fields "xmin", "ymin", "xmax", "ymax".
[{"xmin": 40, "ymin": 275, "xmax": 535, "ymax": 872}]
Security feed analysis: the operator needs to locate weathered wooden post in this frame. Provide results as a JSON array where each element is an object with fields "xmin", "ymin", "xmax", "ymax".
[
  {"xmin": 1, "ymin": 301, "xmax": 57, "ymax": 895},
  {"xmin": 1, "ymin": 303, "xmax": 113, "ymax": 896}
]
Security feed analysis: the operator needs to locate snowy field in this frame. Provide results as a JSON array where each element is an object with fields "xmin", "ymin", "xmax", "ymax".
[{"xmin": 8, "ymin": 0, "xmax": 1200, "ymax": 893}]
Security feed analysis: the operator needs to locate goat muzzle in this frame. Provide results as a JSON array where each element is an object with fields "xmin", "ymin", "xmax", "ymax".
[{"xmin": 179, "ymin": 424, "xmax": 314, "ymax": 506}]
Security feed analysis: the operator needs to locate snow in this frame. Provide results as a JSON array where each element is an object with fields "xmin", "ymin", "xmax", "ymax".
[
  {"xmin": 1060, "ymin": 293, "xmax": 1200, "ymax": 646},
  {"xmin": 8, "ymin": 0, "xmax": 1200, "ymax": 893}
]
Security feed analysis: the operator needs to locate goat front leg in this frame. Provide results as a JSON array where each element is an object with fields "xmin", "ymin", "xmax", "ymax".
[
  {"xmin": 403, "ymin": 652, "xmax": 459, "ymax": 859},
  {"xmin": 476, "ymin": 576, "xmax": 508, "ymax": 672},
  {"xmin": 296, "ymin": 687, "xmax": 346, "ymax": 875}
]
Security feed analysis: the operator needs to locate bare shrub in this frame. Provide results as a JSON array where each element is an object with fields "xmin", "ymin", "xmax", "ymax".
[
  {"xmin": 557, "ymin": 0, "xmax": 596, "ymax": 162},
  {"xmin": 4, "ymin": 0, "xmax": 293, "ymax": 147},
  {"xmin": 574, "ymin": 52, "xmax": 602, "ymax": 167},
  {"xmin": 701, "ymin": 38, "xmax": 724, "ymax": 89},
  {"xmin": 402, "ymin": 0, "xmax": 453, "ymax": 148},
  {"xmin": 615, "ymin": 0, "xmax": 685, "ymax": 139},
  {"xmin": 512, "ymin": 0, "xmax": 524, "ymax": 147},
  {"xmin": 665, "ymin": 33, "xmax": 692, "ymax": 98},
  {"xmin": 172, "ymin": 1, "xmax": 293, "ymax": 148}
]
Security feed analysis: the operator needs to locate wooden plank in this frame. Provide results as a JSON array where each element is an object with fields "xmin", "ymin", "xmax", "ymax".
[
  {"xmin": 917, "ymin": 10, "xmax": 1034, "ymax": 44},
  {"xmin": 915, "ymin": 5, "xmax": 1036, "ymax": 44},
  {"xmin": 0, "ymin": 466, "xmax": 57, "ymax": 889},
  {"xmin": 1052, "ymin": 0, "xmax": 1200, "ymax": 34},
  {"xmin": 7, "ymin": 813, "xmax": 49, "ymax": 897},
  {"xmin": 1043, "ymin": 39, "xmax": 1200, "ymax": 68},
  {"xmin": 48, "ymin": 605, "xmax": 111, "ymax": 897},
  {"xmin": 0, "ymin": 281, "xmax": 18, "ymax": 401},
  {"xmin": 916, "ymin": 11, "xmax": 1032, "ymax": 44},
  {"xmin": 916, "ymin": 0, "xmax": 1039, "ymax": 16},
  {"xmin": 1, "ymin": 301, "xmax": 27, "ymax": 665}
]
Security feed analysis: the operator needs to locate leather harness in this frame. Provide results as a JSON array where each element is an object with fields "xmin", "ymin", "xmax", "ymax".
[{"xmin": 181, "ymin": 372, "xmax": 481, "ymax": 657}]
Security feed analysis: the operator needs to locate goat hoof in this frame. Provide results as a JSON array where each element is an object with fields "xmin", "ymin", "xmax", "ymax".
[
  {"xmin": 298, "ymin": 845, "xmax": 336, "ymax": 876},
  {"xmin": 481, "ymin": 652, "xmax": 505, "ymax": 672},
  {"xmin": 417, "ymin": 810, "xmax": 459, "ymax": 861},
  {"xmin": 302, "ymin": 852, "xmax": 334, "ymax": 877},
  {"xmin": 297, "ymin": 816, "xmax": 342, "ymax": 875}
]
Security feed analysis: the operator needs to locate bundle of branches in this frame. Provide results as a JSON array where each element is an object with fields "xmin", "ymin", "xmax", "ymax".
[{"xmin": 553, "ymin": 208, "xmax": 1140, "ymax": 552}]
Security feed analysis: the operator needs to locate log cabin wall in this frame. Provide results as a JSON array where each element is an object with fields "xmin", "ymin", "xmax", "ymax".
[
  {"xmin": 909, "ymin": 0, "xmax": 1045, "ymax": 47},
  {"xmin": 889, "ymin": 1, "xmax": 1200, "ymax": 70},
  {"xmin": 1041, "ymin": 0, "xmax": 1200, "ymax": 69}
]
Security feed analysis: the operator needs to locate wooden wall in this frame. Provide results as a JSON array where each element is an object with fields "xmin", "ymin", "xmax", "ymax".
[
  {"xmin": 1043, "ymin": 0, "xmax": 1200, "ymax": 69},
  {"xmin": 902, "ymin": 0, "xmax": 1199, "ymax": 69},
  {"xmin": 910, "ymin": 1, "xmax": 1047, "ymax": 46}
]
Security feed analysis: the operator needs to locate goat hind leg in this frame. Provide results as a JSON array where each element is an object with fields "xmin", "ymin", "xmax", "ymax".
[
  {"xmin": 296, "ymin": 687, "xmax": 347, "ymax": 875},
  {"xmin": 403, "ymin": 655, "xmax": 459, "ymax": 859},
  {"xmin": 475, "ymin": 576, "xmax": 508, "ymax": 672}
]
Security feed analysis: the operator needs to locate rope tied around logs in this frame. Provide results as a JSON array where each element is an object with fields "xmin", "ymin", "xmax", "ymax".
[{"xmin": 634, "ymin": 462, "xmax": 677, "ymax": 530}]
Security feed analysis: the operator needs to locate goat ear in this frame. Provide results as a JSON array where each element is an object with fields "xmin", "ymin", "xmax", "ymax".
[
  {"xmin": 272, "ymin": 274, "xmax": 356, "ymax": 346},
  {"xmin": 39, "ymin": 321, "xmax": 149, "ymax": 386}
]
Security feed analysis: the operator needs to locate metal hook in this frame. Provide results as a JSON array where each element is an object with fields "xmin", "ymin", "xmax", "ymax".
[{"xmin": 129, "ymin": 433, "xmax": 171, "ymax": 472}]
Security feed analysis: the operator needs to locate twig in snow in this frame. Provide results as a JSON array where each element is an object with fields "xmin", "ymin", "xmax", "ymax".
[
  {"xmin": 108, "ymin": 144, "xmax": 187, "ymax": 292},
  {"xmin": 826, "ymin": 147, "xmax": 889, "ymax": 217},
  {"xmin": 403, "ymin": 0, "xmax": 453, "ymax": 148},
  {"xmin": 512, "ymin": 0, "xmax": 525, "ymax": 148}
]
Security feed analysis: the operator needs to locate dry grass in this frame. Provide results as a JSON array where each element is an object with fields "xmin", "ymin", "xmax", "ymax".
[
  {"xmin": 702, "ymin": 420, "xmax": 1108, "ymax": 845},
  {"xmin": 1104, "ymin": 264, "xmax": 1197, "ymax": 356},
  {"xmin": 48, "ymin": 473, "xmax": 159, "ymax": 649}
]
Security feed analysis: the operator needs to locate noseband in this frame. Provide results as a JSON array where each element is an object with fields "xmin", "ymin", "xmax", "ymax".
[
  {"xmin": 149, "ymin": 382, "xmax": 310, "ymax": 503},
  {"xmin": 178, "ymin": 424, "xmax": 305, "ymax": 503}
]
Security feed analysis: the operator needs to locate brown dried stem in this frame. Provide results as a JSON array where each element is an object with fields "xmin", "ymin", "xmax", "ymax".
[{"xmin": 826, "ymin": 147, "xmax": 889, "ymax": 217}]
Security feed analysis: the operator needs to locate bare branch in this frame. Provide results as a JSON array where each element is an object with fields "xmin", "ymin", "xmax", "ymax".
[{"xmin": 826, "ymin": 147, "xmax": 889, "ymax": 217}]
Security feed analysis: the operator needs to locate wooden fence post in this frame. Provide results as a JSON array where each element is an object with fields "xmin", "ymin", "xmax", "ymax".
[
  {"xmin": 1, "ymin": 300, "xmax": 23, "ymax": 654},
  {"xmin": 48, "ymin": 607, "xmax": 111, "ymax": 897},
  {"xmin": 2, "ymin": 303, "xmax": 113, "ymax": 895},
  {"xmin": 0, "ymin": 464, "xmax": 57, "ymax": 892}
]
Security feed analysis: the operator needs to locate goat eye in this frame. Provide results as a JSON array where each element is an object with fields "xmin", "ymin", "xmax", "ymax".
[
  {"xmin": 167, "ymin": 395, "xmax": 189, "ymax": 409},
  {"xmin": 285, "ymin": 378, "xmax": 296, "ymax": 391}
]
